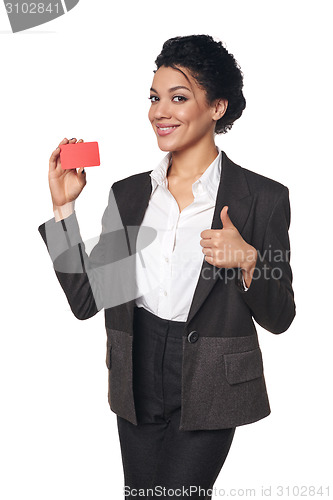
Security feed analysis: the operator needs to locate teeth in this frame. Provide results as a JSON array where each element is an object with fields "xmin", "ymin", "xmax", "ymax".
[{"xmin": 159, "ymin": 126, "xmax": 177, "ymax": 131}]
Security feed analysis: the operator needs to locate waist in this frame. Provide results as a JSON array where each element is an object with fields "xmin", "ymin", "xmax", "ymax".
[{"xmin": 133, "ymin": 305, "xmax": 186, "ymax": 339}]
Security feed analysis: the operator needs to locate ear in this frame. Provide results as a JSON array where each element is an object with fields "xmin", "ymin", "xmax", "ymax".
[{"xmin": 212, "ymin": 99, "xmax": 228, "ymax": 122}]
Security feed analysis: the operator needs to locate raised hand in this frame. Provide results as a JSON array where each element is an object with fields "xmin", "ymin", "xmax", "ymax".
[
  {"xmin": 48, "ymin": 137, "xmax": 87, "ymax": 209},
  {"xmin": 200, "ymin": 206, "xmax": 258, "ymax": 287}
]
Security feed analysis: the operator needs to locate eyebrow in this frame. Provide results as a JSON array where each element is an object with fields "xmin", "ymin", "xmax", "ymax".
[{"xmin": 150, "ymin": 85, "xmax": 192, "ymax": 93}]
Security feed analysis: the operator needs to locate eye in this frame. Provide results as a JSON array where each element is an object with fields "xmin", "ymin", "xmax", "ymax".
[
  {"xmin": 173, "ymin": 95, "xmax": 188, "ymax": 103},
  {"xmin": 148, "ymin": 95, "xmax": 159, "ymax": 102}
]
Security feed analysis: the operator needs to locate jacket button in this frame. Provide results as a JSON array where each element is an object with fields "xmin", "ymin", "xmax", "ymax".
[{"xmin": 187, "ymin": 330, "xmax": 199, "ymax": 343}]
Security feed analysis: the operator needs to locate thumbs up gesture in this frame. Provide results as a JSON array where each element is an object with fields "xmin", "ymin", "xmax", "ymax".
[{"xmin": 200, "ymin": 206, "xmax": 258, "ymax": 287}]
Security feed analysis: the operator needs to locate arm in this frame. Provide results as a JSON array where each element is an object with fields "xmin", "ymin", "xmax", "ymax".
[
  {"xmin": 39, "ymin": 137, "xmax": 133, "ymax": 320},
  {"xmin": 38, "ymin": 184, "xmax": 130, "ymax": 320},
  {"xmin": 236, "ymin": 186, "xmax": 296, "ymax": 334}
]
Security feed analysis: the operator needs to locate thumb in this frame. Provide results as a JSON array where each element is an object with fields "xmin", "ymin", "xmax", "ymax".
[
  {"xmin": 220, "ymin": 206, "xmax": 235, "ymax": 229},
  {"xmin": 77, "ymin": 167, "xmax": 86, "ymax": 184}
]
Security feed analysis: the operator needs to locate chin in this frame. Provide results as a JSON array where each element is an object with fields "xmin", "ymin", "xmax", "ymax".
[
  {"xmin": 156, "ymin": 139, "xmax": 182, "ymax": 153},
  {"xmin": 157, "ymin": 143, "xmax": 170, "ymax": 152}
]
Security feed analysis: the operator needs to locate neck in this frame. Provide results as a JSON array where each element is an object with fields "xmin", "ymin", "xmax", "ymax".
[{"xmin": 167, "ymin": 139, "xmax": 219, "ymax": 180}]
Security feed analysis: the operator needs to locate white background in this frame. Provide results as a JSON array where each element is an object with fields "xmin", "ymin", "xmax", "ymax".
[{"xmin": 0, "ymin": 0, "xmax": 332, "ymax": 498}]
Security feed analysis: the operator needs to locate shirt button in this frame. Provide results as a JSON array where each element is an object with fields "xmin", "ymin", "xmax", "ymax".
[
  {"xmin": 164, "ymin": 291, "xmax": 167, "ymax": 296},
  {"xmin": 187, "ymin": 331, "xmax": 199, "ymax": 343},
  {"xmin": 165, "ymin": 257, "xmax": 169, "ymax": 263}
]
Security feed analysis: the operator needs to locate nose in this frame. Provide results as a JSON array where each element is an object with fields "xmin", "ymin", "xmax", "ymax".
[{"xmin": 152, "ymin": 99, "xmax": 172, "ymax": 120}]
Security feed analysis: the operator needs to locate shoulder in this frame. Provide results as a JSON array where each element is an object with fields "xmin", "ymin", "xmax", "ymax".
[
  {"xmin": 243, "ymin": 166, "xmax": 288, "ymax": 196},
  {"xmin": 224, "ymin": 152, "xmax": 290, "ymax": 204}
]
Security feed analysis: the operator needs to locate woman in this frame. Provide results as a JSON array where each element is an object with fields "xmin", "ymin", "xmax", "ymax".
[{"xmin": 39, "ymin": 35, "xmax": 295, "ymax": 499}]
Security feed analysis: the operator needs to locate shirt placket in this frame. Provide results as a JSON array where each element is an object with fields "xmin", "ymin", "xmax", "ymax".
[{"xmin": 157, "ymin": 189, "xmax": 180, "ymax": 319}]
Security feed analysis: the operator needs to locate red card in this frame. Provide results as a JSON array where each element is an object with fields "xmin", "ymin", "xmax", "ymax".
[{"xmin": 59, "ymin": 142, "xmax": 100, "ymax": 169}]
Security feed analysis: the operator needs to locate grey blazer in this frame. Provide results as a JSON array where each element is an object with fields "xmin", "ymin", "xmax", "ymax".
[{"xmin": 38, "ymin": 151, "xmax": 296, "ymax": 431}]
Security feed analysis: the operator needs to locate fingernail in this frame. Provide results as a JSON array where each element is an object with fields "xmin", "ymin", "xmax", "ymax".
[{"xmin": 70, "ymin": 138, "xmax": 75, "ymax": 140}]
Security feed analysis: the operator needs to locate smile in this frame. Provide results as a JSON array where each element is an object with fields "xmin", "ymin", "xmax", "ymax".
[{"xmin": 156, "ymin": 125, "xmax": 180, "ymax": 136}]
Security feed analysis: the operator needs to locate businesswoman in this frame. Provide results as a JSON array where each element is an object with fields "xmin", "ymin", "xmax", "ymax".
[{"xmin": 39, "ymin": 35, "xmax": 295, "ymax": 499}]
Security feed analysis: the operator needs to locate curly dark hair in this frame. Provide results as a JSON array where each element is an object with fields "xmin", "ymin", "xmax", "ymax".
[{"xmin": 154, "ymin": 35, "xmax": 246, "ymax": 134}]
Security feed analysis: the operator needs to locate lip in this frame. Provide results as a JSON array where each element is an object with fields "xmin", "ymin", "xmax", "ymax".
[{"xmin": 156, "ymin": 124, "xmax": 180, "ymax": 137}]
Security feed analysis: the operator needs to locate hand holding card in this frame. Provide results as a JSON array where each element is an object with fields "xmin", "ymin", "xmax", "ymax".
[{"xmin": 48, "ymin": 138, "xmax": 89, "ymax": 210}]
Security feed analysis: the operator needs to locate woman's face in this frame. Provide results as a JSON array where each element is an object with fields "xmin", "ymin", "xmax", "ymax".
[{"xmin": 148, "ymin": 65, "xmax": 220, "ymax": 153}]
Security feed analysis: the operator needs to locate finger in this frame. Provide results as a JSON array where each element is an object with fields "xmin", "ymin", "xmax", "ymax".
[
  {"xmin": 220, "ymin": 206, "xmax": 236, "ymax": 230},
  {"xmin": 200, "ymin": 239, "xmax": 213, "ymax": 248},
  {"xmin": 202, "ymin": 247, "xmax": 213, "ymax": 257},
  {"xmin": 204, "ymin": 255, "xmax": 214, "ymax": 264},
  {"xmin": 200, "ymin": 229, "xmax": 213, "ymax": 239},
  {"xmin": 58, "ymin": 137, "xmax": 69, "ymax": 148},
  {"xmin": 52, "ymin": 138, "xmax": 77, "ymax": 171},
  {"xmin": 49, "ymin": 147, "xmax": 61, "ymax": 170},
  {"xmin": 76, "ymin": 167, "xmax": 87, "ymax": 186}
]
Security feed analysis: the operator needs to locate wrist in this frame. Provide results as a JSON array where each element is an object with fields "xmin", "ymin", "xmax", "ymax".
[
  {"xmin": 53, "ymin": 200, "xmax": 75, "ymax": 222},
  {"xmin": 240, "ymin": 246, "xmax": 257, "ymax": 288},
  {"xmin": 240, "ymin": 245, "xmax": 257, "ymax": 272}
]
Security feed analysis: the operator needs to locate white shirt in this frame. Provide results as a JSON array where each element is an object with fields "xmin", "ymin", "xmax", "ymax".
[{"xmin": 134, "ymin": 147, "xmax": 223, "ymax": 321}]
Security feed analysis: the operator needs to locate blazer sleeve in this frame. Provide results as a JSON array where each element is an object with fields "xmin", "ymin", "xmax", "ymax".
[
  {"xmin": 236, "ymin": 186, "xmax": 296, "ymax": 334},
  {"xmin": 37, "ymin": 183, "xmax": 132, "ymax": 320}
]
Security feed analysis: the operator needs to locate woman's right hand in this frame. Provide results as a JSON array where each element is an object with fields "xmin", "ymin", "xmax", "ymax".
[{"xmin": 48, "ymin": 137, "xmax": 87, "ymax": 208}]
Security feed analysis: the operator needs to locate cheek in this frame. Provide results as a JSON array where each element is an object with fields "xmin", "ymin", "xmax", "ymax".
[{"xmin": 179, "ymin": 105, "xmax": 208, "ymax": 126}]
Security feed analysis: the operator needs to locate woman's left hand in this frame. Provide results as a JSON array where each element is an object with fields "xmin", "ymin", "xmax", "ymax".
[{"xmin": 200, "ymin": 206, "xmax": 258, "ymax": 287}]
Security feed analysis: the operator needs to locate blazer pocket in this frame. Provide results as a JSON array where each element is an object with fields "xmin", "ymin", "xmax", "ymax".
[
  {"xmin": 106, "ymin": 341, "xmax": 112, "ymax": 370},
  {"xmin": 224, "ymin": 347, "xmax": 263, "ymax": 384}
]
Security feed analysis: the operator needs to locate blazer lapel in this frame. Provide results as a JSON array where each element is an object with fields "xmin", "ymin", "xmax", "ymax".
[
  {"xmin": 117, "ymin": 151, "xmax": 253, "ymax": 327},
  {"xmin": 186, "ymin": 151, "xmax": 253, "ymax": 324}
]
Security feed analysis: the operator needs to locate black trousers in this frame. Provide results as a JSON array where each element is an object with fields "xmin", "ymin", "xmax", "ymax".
[{"xmin": 117, "ymin": 306, "xmax": 236, "ymax": 499}]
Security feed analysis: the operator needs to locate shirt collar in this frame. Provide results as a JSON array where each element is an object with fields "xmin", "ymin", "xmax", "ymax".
[{"xmin": 149, "ymin": 146, "xmax": 222, "ymax": 203}]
